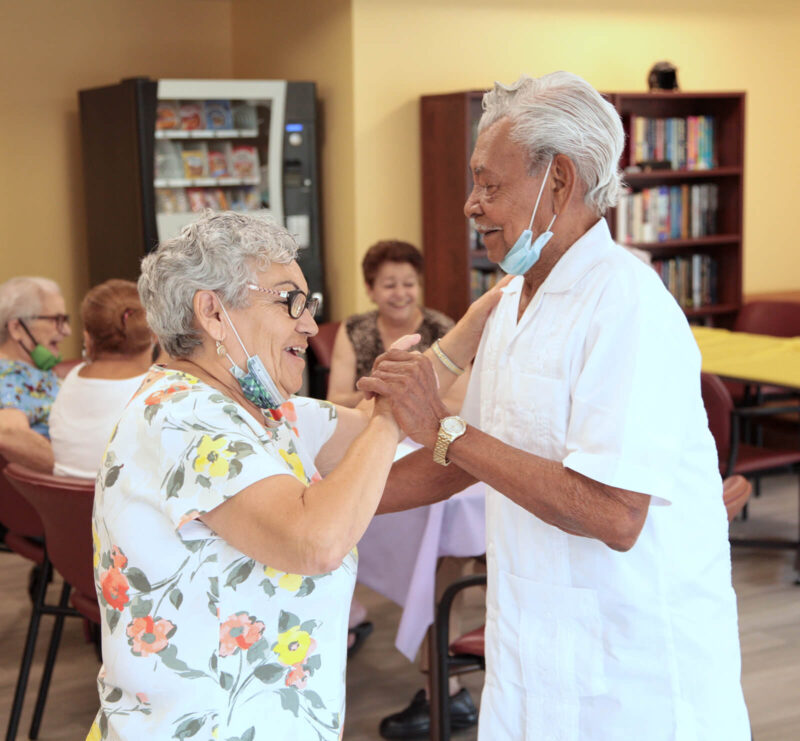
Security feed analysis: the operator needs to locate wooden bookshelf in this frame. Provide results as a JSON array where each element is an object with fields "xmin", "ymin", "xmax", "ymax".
[
  {"xmin": 606, "ymin": 91, "xmax": 746, "ymax": 324},
  {"xmin": 420, "ymin": 91, "xmax": 485, "ymax": 321},
  {"xmin": 420, "ymin": 89, "xmax": 746, "ymax": 324}
]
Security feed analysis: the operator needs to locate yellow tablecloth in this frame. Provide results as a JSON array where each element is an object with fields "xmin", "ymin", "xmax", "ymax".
[{"xmin": 692, "ymin": 326, "xmax": 800, "ymax": 390}]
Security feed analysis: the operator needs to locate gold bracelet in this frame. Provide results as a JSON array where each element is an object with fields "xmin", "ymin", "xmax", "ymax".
[{"xmin": 431, "ymin": 339, "xmax": 465, "ymax": 376}]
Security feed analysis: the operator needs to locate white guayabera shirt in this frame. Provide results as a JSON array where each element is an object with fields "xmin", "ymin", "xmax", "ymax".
[{"xmin": 462, "ymin": 219, "xmax": 750, "ymax": 741}]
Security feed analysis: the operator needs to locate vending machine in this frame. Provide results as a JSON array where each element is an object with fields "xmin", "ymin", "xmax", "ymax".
[{"xmin": 78, "ymin": 77, "xmax": 324, "ymax": 308}]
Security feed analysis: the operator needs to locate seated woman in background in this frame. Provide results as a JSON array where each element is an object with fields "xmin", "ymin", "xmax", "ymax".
[
  {"xmin": 49, "ymin": 279, "xmax": 153, "ymax": 478},
  {"xmin": 327, "ymin": 240, "xmax": 468, "ymax": 412},
  {"xmin": 0, "ymin": 276, "xmax": 70, "ymax": 473},
  {"xmin": 88, "ymin": 212, "xmax": 501, "ymax": 740},
  {"xmin": 326, "ymin": 240, "xmax": 476, "ymax": 732}
]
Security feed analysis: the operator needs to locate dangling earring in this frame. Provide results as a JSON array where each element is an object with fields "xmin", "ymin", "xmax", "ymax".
[
  {"xmin": 81, "ymin": 346, "xmax": 88, "ymax": 362},
  {"xmin": 216, "ymin": 340, "xmax": 227, "ymax": 356}
]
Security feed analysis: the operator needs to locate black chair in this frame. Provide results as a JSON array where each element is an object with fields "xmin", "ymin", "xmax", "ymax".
[{"xmin": 429, "ymin": 573, "xmax": 486, "ymax": 741}]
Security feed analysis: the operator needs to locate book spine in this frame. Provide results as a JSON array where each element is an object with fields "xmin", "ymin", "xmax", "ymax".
[
  {"xmin": 658, "ymin": 186, "xmax": 670, "ymax": 241},
  {"xmin": 691, "ymin": 254, "xmax": 702, "ymax": 308},
  {"xmin": 687, "ymin": 116, "xmax": 698, "ymax": 170},
  {"xmin": 690, "ymin": 184, "xmax": 700, "ymax": 238},
  {"xmin": 669, "ymin": 186, "xmax": 682, "ymax": 240},
  {"xmin": 633, "ymin": 191, "xmax": 643, "ymax": 243},
  {"xmin": 655, "ymin": 118, "xmax": 665, "ymax": 161}
]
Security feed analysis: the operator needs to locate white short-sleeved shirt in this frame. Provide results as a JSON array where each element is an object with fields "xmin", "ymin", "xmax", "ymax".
[
  {"xmin": 88, "ymin": 368, "xmax": 349, "ymax": 741},
  {"xmin": 463, "ymin": 219, "xmax": 750, "ymax": 741},
  {"xmin": 50, "ymin": 363, "xmax": 146, "ymax": 478}
]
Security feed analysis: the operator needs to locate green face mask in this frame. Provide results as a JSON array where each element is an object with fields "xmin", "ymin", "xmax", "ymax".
[{"xmin": 18, "ymin": 320, "xmax": 61, "ymax": 371}]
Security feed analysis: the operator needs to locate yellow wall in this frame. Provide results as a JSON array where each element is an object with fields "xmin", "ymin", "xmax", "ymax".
[
  {"xmin": 350, "ymin": 0, "xmax": 800, "ymax": 313},
  {"xmin": 2, "ymin": 0, "xmax": 798, "ymax": 345},
  {"xmin": 231, "ymin": 0, "xmax": 356, "ymax": 321},
  {"xmin": 0, "ymin": 0, "xmax": 234, "ymax": 356}
]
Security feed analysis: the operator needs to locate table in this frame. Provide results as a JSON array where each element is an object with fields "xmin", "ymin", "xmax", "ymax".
[
  {"xmin": 693, "ymin": 326, "xmax": 800, "ymax": 570},
  {"xmin": 357, "ymin": 441, "xmax": 485, "ymax": 661},
  {"xmin": 692, "ymin": 326, "xmax": 800, "ymax": 391}
]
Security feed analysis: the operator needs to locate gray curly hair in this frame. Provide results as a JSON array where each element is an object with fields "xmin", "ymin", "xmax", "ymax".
[
  {"xmin": 138, "ymin": 211, "xmax": 299, "ymax": 358},
  {"xmin": 479, "ymin": 71, "xmax": 625, "ymax": 215},
  {"xmin": 0, "ymin": 276, "xmax": 62, "ymax": 345}
]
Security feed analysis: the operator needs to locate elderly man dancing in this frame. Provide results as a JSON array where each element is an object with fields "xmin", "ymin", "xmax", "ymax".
[{"xmin": 364, "ymin": 71, "xmax": 750, "ymax": 741}]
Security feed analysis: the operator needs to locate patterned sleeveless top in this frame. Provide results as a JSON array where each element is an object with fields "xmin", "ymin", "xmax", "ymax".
[{"xmin": 344, "ymin": 308, "xmax": 454, "ymax": 387}]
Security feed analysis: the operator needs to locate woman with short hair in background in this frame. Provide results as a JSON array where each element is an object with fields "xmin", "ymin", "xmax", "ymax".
[
  {"xmin": 49, "ymin": 279, "xmax": 153, "ymax": 478},
  {"xmin": 328, "ymin": 240, "xmax": 467, "ymax": 412},
  {"xmin": 0, "ymin": 276, "xmax": 70, "ymax": 473}
]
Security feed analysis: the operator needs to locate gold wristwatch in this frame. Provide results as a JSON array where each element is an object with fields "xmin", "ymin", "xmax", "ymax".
[{"xmin": 433, "ymin": 415, "xmax": 467, "ymax": 466}]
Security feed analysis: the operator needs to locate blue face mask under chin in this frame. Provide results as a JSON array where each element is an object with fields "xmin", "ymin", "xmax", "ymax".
[
  {"xmin": 217, "ymin": 301, "xmax": 286, "ymax": 412},
  {"xmin": 498, "ymin": 159, "xmax": 557, "ymax": 276}
]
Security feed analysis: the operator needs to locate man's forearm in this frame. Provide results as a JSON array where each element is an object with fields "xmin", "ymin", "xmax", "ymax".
[
  {"xmin": 444, "ymin": 426, "xmax": 649, "ymax": 551},
  {"xmin": 0, "ymin": 428, "xmax": 54, "ymax": 473},
  {"xmin": 376, "ymin": 447, "xmax": 476, "ymax": 514}
]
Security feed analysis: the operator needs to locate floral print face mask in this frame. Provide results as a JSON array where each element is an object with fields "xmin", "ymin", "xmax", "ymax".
[{"xmin": 217, "ymin": 300, "xmax": 286, "ymax": 411}]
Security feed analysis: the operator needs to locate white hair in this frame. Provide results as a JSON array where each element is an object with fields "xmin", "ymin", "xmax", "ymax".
[
  {"xmin": 479, "ymin": 71, "xmax": 625, "ymax": 215},
  {"xmin": 0, "ymin": 276, "xmax": 62, "ymax": 344},
  {"xmin": 138, "ymin": 211, "xmax": 299, "ymax": 358}
]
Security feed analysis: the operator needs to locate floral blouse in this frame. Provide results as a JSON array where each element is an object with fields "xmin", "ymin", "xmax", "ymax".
[
  {"xmin": 88, "ymin": 368, "xmax": 349, "ymax": 741},
  {"xmin": 0, "ymin": 359, "xmax": 60, "ymax": 437}
]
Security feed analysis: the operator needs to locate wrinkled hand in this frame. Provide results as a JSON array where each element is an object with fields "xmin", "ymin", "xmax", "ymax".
[{"xmin": 357, "ymin": 346, "xmax": 448, "ymax": 448}]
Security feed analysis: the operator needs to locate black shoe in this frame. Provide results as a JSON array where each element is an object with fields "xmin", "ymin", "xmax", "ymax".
[
  {"xmin": 347, "ymin": 621, "xmax": 374, "ymax": 659},
  {"xmin": 379, "ymin": 688, "xmax": 478, "ymax": 739}
]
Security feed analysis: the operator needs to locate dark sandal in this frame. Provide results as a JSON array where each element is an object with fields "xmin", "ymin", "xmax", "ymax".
[{"xmin": 347, "ymin": 620, "xmax": 374, "ymax": 659}]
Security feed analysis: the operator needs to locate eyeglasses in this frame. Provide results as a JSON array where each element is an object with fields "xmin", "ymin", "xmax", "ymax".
[
  {"xmin": 247, "ymin": 284, "xmax": 320, "ymax": 319},
  {"xmin": 24, "ymin": 314, "xmax": 71, "ymax": 331}
]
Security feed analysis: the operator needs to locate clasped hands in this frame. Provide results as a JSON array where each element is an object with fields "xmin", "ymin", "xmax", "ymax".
[
  {"xmin": 356, "ymin": 274, "xmax": 512, "ymax": 447},
  {"xmin": 357, "ymin": 333, "xmax": 448, "ymax": 449}
]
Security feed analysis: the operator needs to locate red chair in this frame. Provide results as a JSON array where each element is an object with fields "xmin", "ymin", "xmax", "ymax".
[
  {"xmin": 307, "ymin": 321, "xmax": 340, "ymax": 398},
  {"xmin": 702, "ymin": 372, "xmax": 800, "ymax": 484},
  {"xmin": 727, "ymin": 301, "xmax": 800, "ymax": 405},
  {"xmin": 3, "ymin": 463, "xmax": 97, "ymax": 741},
  {"xmin": 0, "ymin": 453, "xmax": 46, "ymax": 564},
  {"xmin": 702, "ymin": 371, "xmax": 800, "ymax": 569}
]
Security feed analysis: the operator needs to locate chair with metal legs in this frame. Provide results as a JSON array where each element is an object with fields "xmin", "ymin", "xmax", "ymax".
[
  {"xmin": 429, "ymin": 573, "xmax": 487, "ymax": 741},
  {"xmin": 3, "ymin": 462, "xmax": 97, "ymax": 740},
  {"xmin": 1, "ymin": 454, "xmax": 50, "ymax": 741}
]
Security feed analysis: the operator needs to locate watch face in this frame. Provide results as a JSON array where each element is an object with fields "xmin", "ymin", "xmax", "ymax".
[{"xmin": 442, "ymin": 416, "xmax": 466, "ymax": 435}]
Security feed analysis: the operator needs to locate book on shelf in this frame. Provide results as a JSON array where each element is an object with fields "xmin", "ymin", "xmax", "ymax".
[
  {"xmin": 651, "ymin": 254, "xmax": 718, "ymax": 309},
  {"xmin": 615, "ymin": 183, "xmax": 718, "ymax": 244},
  {"xmin": 156, "ymin": 185, "xmax": 261, "ymax": 215},
  {"xmin": 628, "ymin": 114, "xmax": 715, "ymax": 171}
]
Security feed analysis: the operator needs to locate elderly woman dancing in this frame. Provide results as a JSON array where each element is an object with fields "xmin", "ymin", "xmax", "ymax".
[{"xmin": 87, "ymin": 211, "xmax": 501, "ymax": 741}]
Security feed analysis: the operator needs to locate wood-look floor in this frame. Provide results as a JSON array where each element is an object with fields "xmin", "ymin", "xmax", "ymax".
[{"xmin": 1, "ymin": 474, "xmax": 798, "ymax": 740}]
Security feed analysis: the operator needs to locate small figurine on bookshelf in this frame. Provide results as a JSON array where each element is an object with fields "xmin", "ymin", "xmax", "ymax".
[{"xmin": 648, "ymin": 61, "xmax": 679, "ymax": 92}]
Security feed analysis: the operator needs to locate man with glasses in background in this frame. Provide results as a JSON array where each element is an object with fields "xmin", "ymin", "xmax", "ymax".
[{"xmin": 0, "ymin": 276, "xmax": 71, "ymax": 474}]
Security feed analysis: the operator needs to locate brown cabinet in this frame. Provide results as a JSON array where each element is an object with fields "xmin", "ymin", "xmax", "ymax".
[{"xmin": 420, "ymin": 90, "xmax": 745, "ymax": 323}]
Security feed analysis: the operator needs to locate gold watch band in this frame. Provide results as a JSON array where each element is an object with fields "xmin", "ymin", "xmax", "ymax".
[
  {"xmin": 433, "ymin": 416, "xmax": 466, "ymax": 466},
  {"xmin": 433, "ymin": 433, "xmax": 452, "ymax": 466}
]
